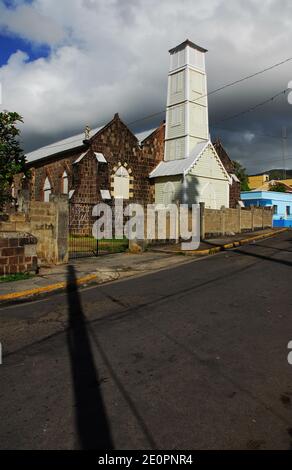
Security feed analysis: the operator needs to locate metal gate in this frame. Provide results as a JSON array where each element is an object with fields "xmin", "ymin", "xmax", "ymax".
[{"xmin": 69, "ymin": 202, "xmax": 128, "ymax": 259}]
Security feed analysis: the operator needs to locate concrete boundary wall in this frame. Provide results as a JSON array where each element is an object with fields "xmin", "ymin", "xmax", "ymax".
[
  {"xmin": 201, "ymin": 205, "xmax": 273, "ymax": 239},
  {"xmin": 0, "ymin": 195, "xmax": 69, "ymax": 265}
]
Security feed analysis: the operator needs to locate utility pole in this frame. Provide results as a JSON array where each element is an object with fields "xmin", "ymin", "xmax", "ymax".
[{"xmin": 282, "ymin": 126, "xmax": 287, "ymax": 180}]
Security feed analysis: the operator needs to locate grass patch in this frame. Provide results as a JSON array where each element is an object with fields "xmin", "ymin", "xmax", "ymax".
[
  {"xmin": 0, "ymin": 272, "xmax": 35, "ymax": 283},
  {"xmin": 69, "ymin": 236, "xmax": 128, "ymax": 254}
]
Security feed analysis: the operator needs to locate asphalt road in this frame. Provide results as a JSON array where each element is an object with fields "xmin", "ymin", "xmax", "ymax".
[{"xmin": 0, "ymin": 231, "xmax": 292, "ymax": 450}]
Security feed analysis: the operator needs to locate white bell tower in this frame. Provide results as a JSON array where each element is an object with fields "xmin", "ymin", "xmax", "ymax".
[{"xmin": 165, "ymin": 39, "xmax": 209, "ymax": 161}]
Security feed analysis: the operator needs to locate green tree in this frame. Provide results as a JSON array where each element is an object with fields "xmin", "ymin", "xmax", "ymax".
[
  {"xmin": 0, "ymin": 111, "xmax": 27, "ymax": 209},
  {"xmin": 233, "ymin": 161, "xmax": 250, "ymax": 191},
  {"xmin": 269, "ymin": 182, "xmax": 287, "ymax": 192}
]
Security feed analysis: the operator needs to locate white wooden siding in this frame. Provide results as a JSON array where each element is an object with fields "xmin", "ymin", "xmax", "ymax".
[
  {"xmin": 170, "ymin": 49, "xmax": 186, "ymax": 71},
  {"xmin": 168, "ymin": 70, "xmax": 185, "ymax": 105},
  {"xmin": 155, "ymin": 176, "xmax": 182, "ymax": 204},
  {"xmin": 165, "ymin": 138, "xmax": 185, "ymax": 161},
  {"xmin": 188, "ymin": 46, "xmax": 205, "ymax": 71},
  {"xmin": 189, "ymin": 103, "xmax": 208, "ymax": 140},
  {"xmin": 189, "ymin": 69, "xmax": 207, "ymax": 105},
  {"xmin": 189, "ymin": 145, "xmax": 228, "ymax": 180},
  {"xmin": 155, "ymin": 175, "xmax": 229, "ymax": 209},
  {"xmin": 154, "ymin": 144, "xmax": 230, "ymax": 208},
  {"xmin": 189, "ymin": 136, "xmax": 204, "ymax": 155},
  {"xmin": 193, "ymin": 177, "xmax": 229, "ymax": 209},
  {"xmin": 166, "ymin": 104, "xmax": 185, "ymax": 139}
]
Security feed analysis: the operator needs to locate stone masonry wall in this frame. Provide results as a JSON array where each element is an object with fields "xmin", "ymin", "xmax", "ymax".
[
  {"xmin": 0, "ymin": 232, "xmax": 37, "ymax": 276},
  {"xmin": 0, "ymin": 196, "xmax": 69, "ymax": 265},
  {"xmin": 14, "ymin": 115, "xmax": 166, "ymax": 209}
]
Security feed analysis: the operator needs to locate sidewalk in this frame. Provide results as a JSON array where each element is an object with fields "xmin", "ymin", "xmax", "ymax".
[
  {"xmin": 149, "ymin": 227, "xmax": 287, "ymax": 255},
  {"xmin": 0, "ymin": 251, "xmax": 190, "ymax": 302},
  {"xmin": 0, "ymin": 227, "xmax": 287, "ymax": 303}
]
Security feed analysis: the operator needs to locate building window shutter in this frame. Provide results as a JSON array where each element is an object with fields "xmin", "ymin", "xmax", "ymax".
[
  {"xmin": 62, "ymin": 171, "xmax": 69, "ymax": 194},
  {"xmin": 171, "ymin": 105, "xmax": 182, "ymax": 127},
  {"xmin": 175, "ymin": 140, "xmax": 182, "ymax": 159},
  {"xmin": 43, "ymin": 177, "xmax": 52, "ymax": 202},
  {"xmin": 114, "ymin": 166, "xmax": 130, "ymax": 199}
]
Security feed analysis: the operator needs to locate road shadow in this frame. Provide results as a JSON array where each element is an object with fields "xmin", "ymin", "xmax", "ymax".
[
  {"xmin": 66, "ymin": 264, "xmax": 113, "ymax": 449},
  {"xmin": 251, "ymin": 242, "xmax": 292, "ymax": 254},
  {"xmin": 233, "ymin": 247, "xmax": 292, "ymax": 268}
]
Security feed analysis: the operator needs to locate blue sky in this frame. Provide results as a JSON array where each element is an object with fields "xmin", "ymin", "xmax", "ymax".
[{"xmin": 0, "ymin": 33, "xmax": 50, "ymax": 66}]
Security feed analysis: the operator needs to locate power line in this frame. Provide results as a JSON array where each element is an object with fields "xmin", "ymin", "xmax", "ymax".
[
  {"xmin": 27, "ymin": 56, "xmax": 292, "ymax": 151},
  {"xmin": 213, "ymin": 89, "xmax": 287, "ymax": 124},
  {"xmin": 127, "ymin": 110, "xmax": 165, "ymax": 126},
  {"xmin": 128, "ymin": 55, "xmax": 292, "ymax": 126},
  {"xmin": 212, "ymin": 125, "xmax": 282, "ymax": 140},
  {"xmin": 202, "ymin": 56, "xmax": 292, "ymax": 98}
]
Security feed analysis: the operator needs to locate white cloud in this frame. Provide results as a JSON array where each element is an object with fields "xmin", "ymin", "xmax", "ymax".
[
  {"xmin": 0, "ymin": 2, "xmax": 64, "ymax": 45},
  {"xmin": 0, "ymin": 0, "xmax": 292, "ymax": 172}
]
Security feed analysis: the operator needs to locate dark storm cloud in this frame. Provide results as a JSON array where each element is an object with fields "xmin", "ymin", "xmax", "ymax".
[{"xmin": 0, "ymin": 0, "xmax": 292, "ymax": 173}]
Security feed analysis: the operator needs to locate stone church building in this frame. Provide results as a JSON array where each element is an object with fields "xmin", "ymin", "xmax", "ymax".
[
  {"xmin": 15, "ymin": 40, "xmax": 240, "ymax": 210},
  {"xmin": 16, "ymin": 114, "xmax": 164, "ymax": 206}
]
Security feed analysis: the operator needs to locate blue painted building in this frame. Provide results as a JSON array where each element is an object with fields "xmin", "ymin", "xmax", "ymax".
[{"xmin": 241, "ymin": 191, "xmax": 292, "ymax": 227}]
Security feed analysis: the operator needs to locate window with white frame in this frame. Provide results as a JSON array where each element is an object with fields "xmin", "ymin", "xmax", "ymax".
[
  {"xmin": 114, "ymin": 166, "xmax": 130, "ymax": 199},
  {"xmin": 43, "ymin": 177, "xmax": 52, "ymax": 202},
  {"xmin": 62, "ymin": 171, "xmax": 69, "ymax": 194}
]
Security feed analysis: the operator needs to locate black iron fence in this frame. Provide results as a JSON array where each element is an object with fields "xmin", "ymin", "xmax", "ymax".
[{"xmin": 69, "ymin": 202, "xmax": 128, "ymax": 259}]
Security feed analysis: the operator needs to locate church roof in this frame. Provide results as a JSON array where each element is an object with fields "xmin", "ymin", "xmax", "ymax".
[
  {"xmin": 26, "ymin": 125, "xmax": 156, "ymax": 164},
  {"xmin": 26, "ymin": 127, "xmax": 102, "ymax": 164},
  {"xmin": 149, "ymin": 141, "xmax": 209, "ymax": 178},
  {"xmin": 135, "ymin": 127, "xmax": 157, "ymax": 144},
  {"xmin": 149, "ymin": 140, "xmax": 231, "ymax": 181}
]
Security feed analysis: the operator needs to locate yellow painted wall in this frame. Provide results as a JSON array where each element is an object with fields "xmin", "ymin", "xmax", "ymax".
[
  {"xmin": 279, "ymin": 179, "xmax": 292, "ymax": 186},
  {"xmin": 248, "ymin": 174, "xmax": 269, "ymax": 189}
]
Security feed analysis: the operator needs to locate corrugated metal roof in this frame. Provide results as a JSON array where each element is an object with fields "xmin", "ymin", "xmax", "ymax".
[
  {"xmin": 26, "ymin": 127, "xmax": 102, "ymax": 164},
  {"xmin": 26, "ymin": 126, "xmax": 157, "ymax": 164},
  {"xmin": 149, "ymin": 141, "xmax": 208, "ymax": 178},
  {"xmin": 135, "ymin": 127, "xmax": 157, "ymax": 144},
  {"xmin": 73, "ymin": 151, "xmax": 88, "ymax": 164}
]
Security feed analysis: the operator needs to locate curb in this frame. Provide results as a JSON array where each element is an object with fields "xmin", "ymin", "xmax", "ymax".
[
  {"xmin": 0, "ymin": 273, "xmax": 98, "ymax": 303},
  {"xmin": 0, "ymin": 228, "xmax": 288, "ymax": 304},
  {"xmin": 149, "ymin": 229, "xmax": 288, "ymax": 257},
  {"xmin": 184, "ymin": 228, "xmax": 288, "ymax": 256}
]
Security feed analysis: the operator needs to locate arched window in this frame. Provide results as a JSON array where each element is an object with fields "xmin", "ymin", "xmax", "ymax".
[
  {"xmin": 43, "ymin": 177, "xmax": 52, "ymax": 202},
  {"xmin": 201, "ymin": 182, "xmax": 216, "ymax": 209},
  {"xmin": 163, "ymin": 181, "xmax": 175, "ymax": 205},
  {"xmin": 11, "ymin": 183, "xmax": 16, "ymax": 199},
  {"xmin": 62, "ymin": 171, "xmax": 69, "ymax": 194},
  {"xmin": 114, "ymin": 166, "xmax": 130, "ymax": 199}
]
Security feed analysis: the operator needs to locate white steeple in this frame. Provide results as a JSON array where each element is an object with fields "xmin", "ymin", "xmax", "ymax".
[{"xmin": 164, "ymin": 39, "xmax": 209, "ymax": 162}]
